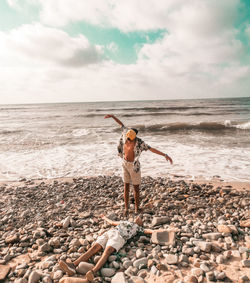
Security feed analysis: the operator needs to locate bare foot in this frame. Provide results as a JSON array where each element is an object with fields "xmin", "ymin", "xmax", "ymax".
[
  {"xmin": 59, "ymin": 277, "xmax": 88, "ymax": 283},
  {"xmin": 59, "ymin": 260, "xmax": 76, "ymax": 276},
  {"xmin": 86, "ymin": 270, "xmax": 95, "ymax": 282},
  {"xmin": 135, "ymin": 208, "xmax": 143, "ymax": 215},
  {"xmin": 123, "ymin": 209, "xmax": 129, "ymax": 217}
]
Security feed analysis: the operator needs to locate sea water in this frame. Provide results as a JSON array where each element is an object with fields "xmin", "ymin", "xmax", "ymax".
[{"xmin": 0, "ymin": 97, "xmax": 249, "ymax": 181}]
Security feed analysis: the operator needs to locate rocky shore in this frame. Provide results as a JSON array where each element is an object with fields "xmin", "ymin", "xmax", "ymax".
[{"xmin": 0, "ymin": 176, "xmax": 249, "ymax": 283}]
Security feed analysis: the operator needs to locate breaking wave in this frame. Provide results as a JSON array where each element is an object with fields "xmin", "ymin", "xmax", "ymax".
[{"xmin": 117, "ymin": 121, "xmax": 250, "ymax": 133}]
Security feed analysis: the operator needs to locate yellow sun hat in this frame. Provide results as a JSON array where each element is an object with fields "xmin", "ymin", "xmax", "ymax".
[{"xmin": 126, "ymin": 129, "xmax": 137, "ymax": 140}]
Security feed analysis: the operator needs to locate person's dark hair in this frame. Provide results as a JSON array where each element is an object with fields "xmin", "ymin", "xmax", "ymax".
[{"xmin": 131, "ymin": 128, "xmax": 138, "ymax": 135}]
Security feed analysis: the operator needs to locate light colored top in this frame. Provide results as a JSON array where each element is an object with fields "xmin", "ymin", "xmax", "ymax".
[
  {"xmin": 117, "ymin": 126, "xmax": 151, "ymax": 172},
  {"xmin": 116, "ymin": 221, "xmax": 144, "ymax": 241}
]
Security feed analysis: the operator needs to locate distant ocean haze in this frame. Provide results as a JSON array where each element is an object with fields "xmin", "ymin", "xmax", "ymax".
[{"xmin": 0, "ymin": 97, "xmax": 249, "ymax": 181}]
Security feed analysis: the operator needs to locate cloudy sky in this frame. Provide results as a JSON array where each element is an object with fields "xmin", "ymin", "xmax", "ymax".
[{"xmin": 0, "ymin": 0, "xmax": 250, "ymax": 104}]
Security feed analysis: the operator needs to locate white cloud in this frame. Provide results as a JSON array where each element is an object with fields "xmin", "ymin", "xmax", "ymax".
[
  {"xmin": 35, "ymin": 0, "xmax": 240, "ymax": 33},
  {"xmin": 7, "ymin": 0, "xmax": 21, "ymax": 9},
  {"xmin": 107, "ymin": 42, "xmax": 118, "ymax": 53},
  {"xmin": 0, "ymin": 23, "xmax": 102, "ymax": 67},
  {"xmin": 0, "ymin": 0, "xmax": 249, "ymax": 104},
  {"xmin": 245, "ymin": 25, "xmax": 250, "ymax": 39}
]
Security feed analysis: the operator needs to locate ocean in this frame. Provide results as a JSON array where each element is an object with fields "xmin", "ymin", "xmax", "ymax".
[{"xmin": 0, "ymin": 97, "xmax": 249, "ymax": 182}]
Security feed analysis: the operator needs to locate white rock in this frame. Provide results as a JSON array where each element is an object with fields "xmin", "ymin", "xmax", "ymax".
[
  {"xmin": 111, "ymin": 272, "xmax": 127, "ymax": 283},
  {"xmin": 28, "ymin": 271, "xmax": 41, "ymax": 283},
  {"xmin": 136, "ymin": 249, "xmax": 145, "ymax": 259},
  {"xmin": 164, "ymin": 254, "xmax": 178, "ymax": 265},
  {"xmin": 53, "ymin": 270, "xmax": 63, "ymax": 280},
  {"xmin": 62, "ymin": 216, "xmax": 71, "ymax": 228},
  {"xmin": 123, "ymin": 260, "xmax": 133, "ymax": 269},
  {"xmin": 76, "ymin": 262, "xmax": 94, "ymax": 275},
  {"xmin": 100, "ymin": 268, "xmax": 116, "ymax": 277},
  {"xmin": 15, "ymin": 279, "xmax": 28, "ymax": 283},
  {"xmin": 133, "ymin": 258, "xmax": 148, "ymax": 269}
]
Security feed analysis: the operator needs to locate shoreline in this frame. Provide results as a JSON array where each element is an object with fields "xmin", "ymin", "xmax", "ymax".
[
  {"xmin": 1, "ymin": 174, "xmax": 250, "ymax": 191},
  {"xmin": 0, "ymin": 175, "xmax": 249, "ymax": 282}
]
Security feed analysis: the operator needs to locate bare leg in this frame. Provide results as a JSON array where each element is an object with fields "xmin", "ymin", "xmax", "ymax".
[
  {"xmin": 133, "ymin": 184, "xmax": 140, "ymax": 213},
  {"xmin": 124, "ymin": 183, "xmax": 130, "ymax": 214},
  {"xmin": 86, "ymin": 246, "xmax": 115, "ymax": 281},
  {"xmin": 73, "ymin": 243, "xmax": 103, "ymax": 266}
]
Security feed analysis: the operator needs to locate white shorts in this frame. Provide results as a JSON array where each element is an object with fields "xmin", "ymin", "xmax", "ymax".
[
  {"xmin": 122, "ymin": 160, "xmax": 141, "ymax": 185},
  {"xmin": 96, "ymin": 229, "xmax": 125, "ymax": 252}
]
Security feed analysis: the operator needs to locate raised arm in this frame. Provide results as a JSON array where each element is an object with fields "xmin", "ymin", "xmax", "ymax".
[
  {"xmin": 104, "ymin": 114, "xmax": 124, "ymax": 128},
  {"xmin": 144, "ymin": 228, "xmax": 168, "ymax": 234},
  {"xmin": 149, "ymin": 147, "xmax": 173, "ymax": 164},
  {"xmin": 100, "ymin": 214, "xmax": 120, "ymax": 226}
]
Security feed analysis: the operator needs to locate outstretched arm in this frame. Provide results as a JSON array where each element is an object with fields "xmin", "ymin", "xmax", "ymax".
[
  {"xmin": 149, "ymin": 147, "xmax": 173, "ymax": 164},
  {"xmin": 104, "ymin": 114, "xmax": 124, "ymax": 128},
  {"xmin": 144, "ymin": 228, "xmax": 166, "ymax": 234},
  {"xmin": 100, "ymin": 214, "xmax": 120, "ymax": 226}
]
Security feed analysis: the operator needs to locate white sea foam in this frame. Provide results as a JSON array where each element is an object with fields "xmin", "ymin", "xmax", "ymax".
[
  {"xmin": 235, "ymin": 121, "xmax": 250, "ymax": 130},
  {"xmin": 224, "ymin": 120, "xmax": 231, "ymax": 127},
  {"xmin": 72, "ymin": 129, "xmax": 90, "ymax": 137},
  {"xmin": 0, "ymin": 98, "xmax": 249, "ymax": 182}
]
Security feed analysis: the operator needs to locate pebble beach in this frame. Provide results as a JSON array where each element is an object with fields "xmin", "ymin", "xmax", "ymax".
[{"xmin": 0, "ymin": 176, "xmax": 249, "ymax": 283}]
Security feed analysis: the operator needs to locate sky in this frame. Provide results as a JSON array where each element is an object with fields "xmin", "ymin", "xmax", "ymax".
[{"xmin": 0, "ymin": 0, "xmax": 250, "ymax": 104}]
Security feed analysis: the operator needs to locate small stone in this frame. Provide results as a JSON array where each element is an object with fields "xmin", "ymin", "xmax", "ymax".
[
  {"xmin": 5, "ymin": 234, "xmax": 19, "ymax": 244},
  {"xmin": 136, "ymin": 249, "xmax": 145, "ymax": 259},
  {"xmin": 123, "ymin": 260, "xmax": 133, "ymax": 269},
  {"xmin": 239, "ymin": 247, "xmax": 249, "ymax": 253},
  {"xmin": 216, "ymin": 255, "xmax": 224, "ymax": 264},
  {"xmin": 133, "ymin": 258, "xmax": 148, "ymax": 269},
  {"xmin": 191, "ymin": 268, "xmax": 203, "ymax": 277},
  {"xmin": 70, "ymin": 239, "xmax": 81, "ymax": 247},
  {"xmin": 232, "ymin": 250, "xmax": 241, "ymax": 258},
  {"xmin": 111, "ymin": 272, "xmax": 127, "ymax": 283},
  {"xmin": 42, "ymin": 277, "xmax": 52, "ymax": 283},
  {"xmin": 28, "ymin": 271, "xmax": 41, "ymax": 283},
  {"xmin": 112, "ymin": 261, "xmax": 120, "ymax": 269},
  {"xmin": 239, "ymin": 275, "xmax": 249, "ymax": 282},
  {"xmin": 0, "ymin": 265, "xmax": 10, "ymax": 281},
  {"xmin": 216, "ymin": 271, "xmax": 226, "ymax": 280},
  {"xmin": 194, "ymin": 241, "xmax": 211, "ymax": 252},
  {"xmin": 152, "ymin": 217, "xmax": 169, "ymax": 226},
  {"xmin": 200, "ymin": 263, "xmax": 210, "ymax": 272},
  {"xmin": 217, "ymin": 225, "xmax": 232, "ymax": 233},
  {"xmin": 62, "ymin": 216, "xmax": 71, "ymax": 228},
  {"xmin": 242, "ymin": 259, "xmax": 250, "ymax": 267},
  {"xmin": 130, "ymin": 276, "xmax": 146, "ymax": 283},
  {"xmin": 48, "ymin": 237, "xmax": 60, "ymax": 248},
  {"xmin": 76, "ymin": 262, "xmax": 94, "ymax": 274},
  {"xmin": 100, "ymin": 268, "xmax": 116, "ymax": 277},
  {"xmin": 15, "ymin": 279, "xmax": 28, "ymax": 283},
  {"xmin": 39, "ymin": 243, "xmax": 51, "ymax": 253},
  {"xmin": 206, "ymin": 271, "xmax": 215, "ymax": 281},
  {"xmin": 52, "ymin": 270, "xmax": 63, "ymax": 280},
  {"xmin": 223, "ymin": 250, "xmax": 232, "ymax": 259},
  {"xmin": 202, "ymin": 233, "xmax": 222, "ymax": 240},
  {"xmin": 108, "ymin": 255, "xmax": 117, "ymax": 262},
  {"xmin": 185, "ymin": 275, "xmax": 198, "ymax": 283},
  {"xmin": 240, "ymin": 219, "xmax": 250, "ymax": 228},
  {"xmin": 164, "ymin": 254, "xmax": 178, "ymax": 265}
]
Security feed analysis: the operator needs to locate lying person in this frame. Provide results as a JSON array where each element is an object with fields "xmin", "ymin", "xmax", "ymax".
[{"xmin": 59, "ymin": 214, "xmax": 163, "ymax": 283}]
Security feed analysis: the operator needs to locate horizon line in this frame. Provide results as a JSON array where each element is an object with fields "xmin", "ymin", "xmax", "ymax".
[{"xmin": 0, "ymin": 95, "xmax": 249, "ymax": 106}]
